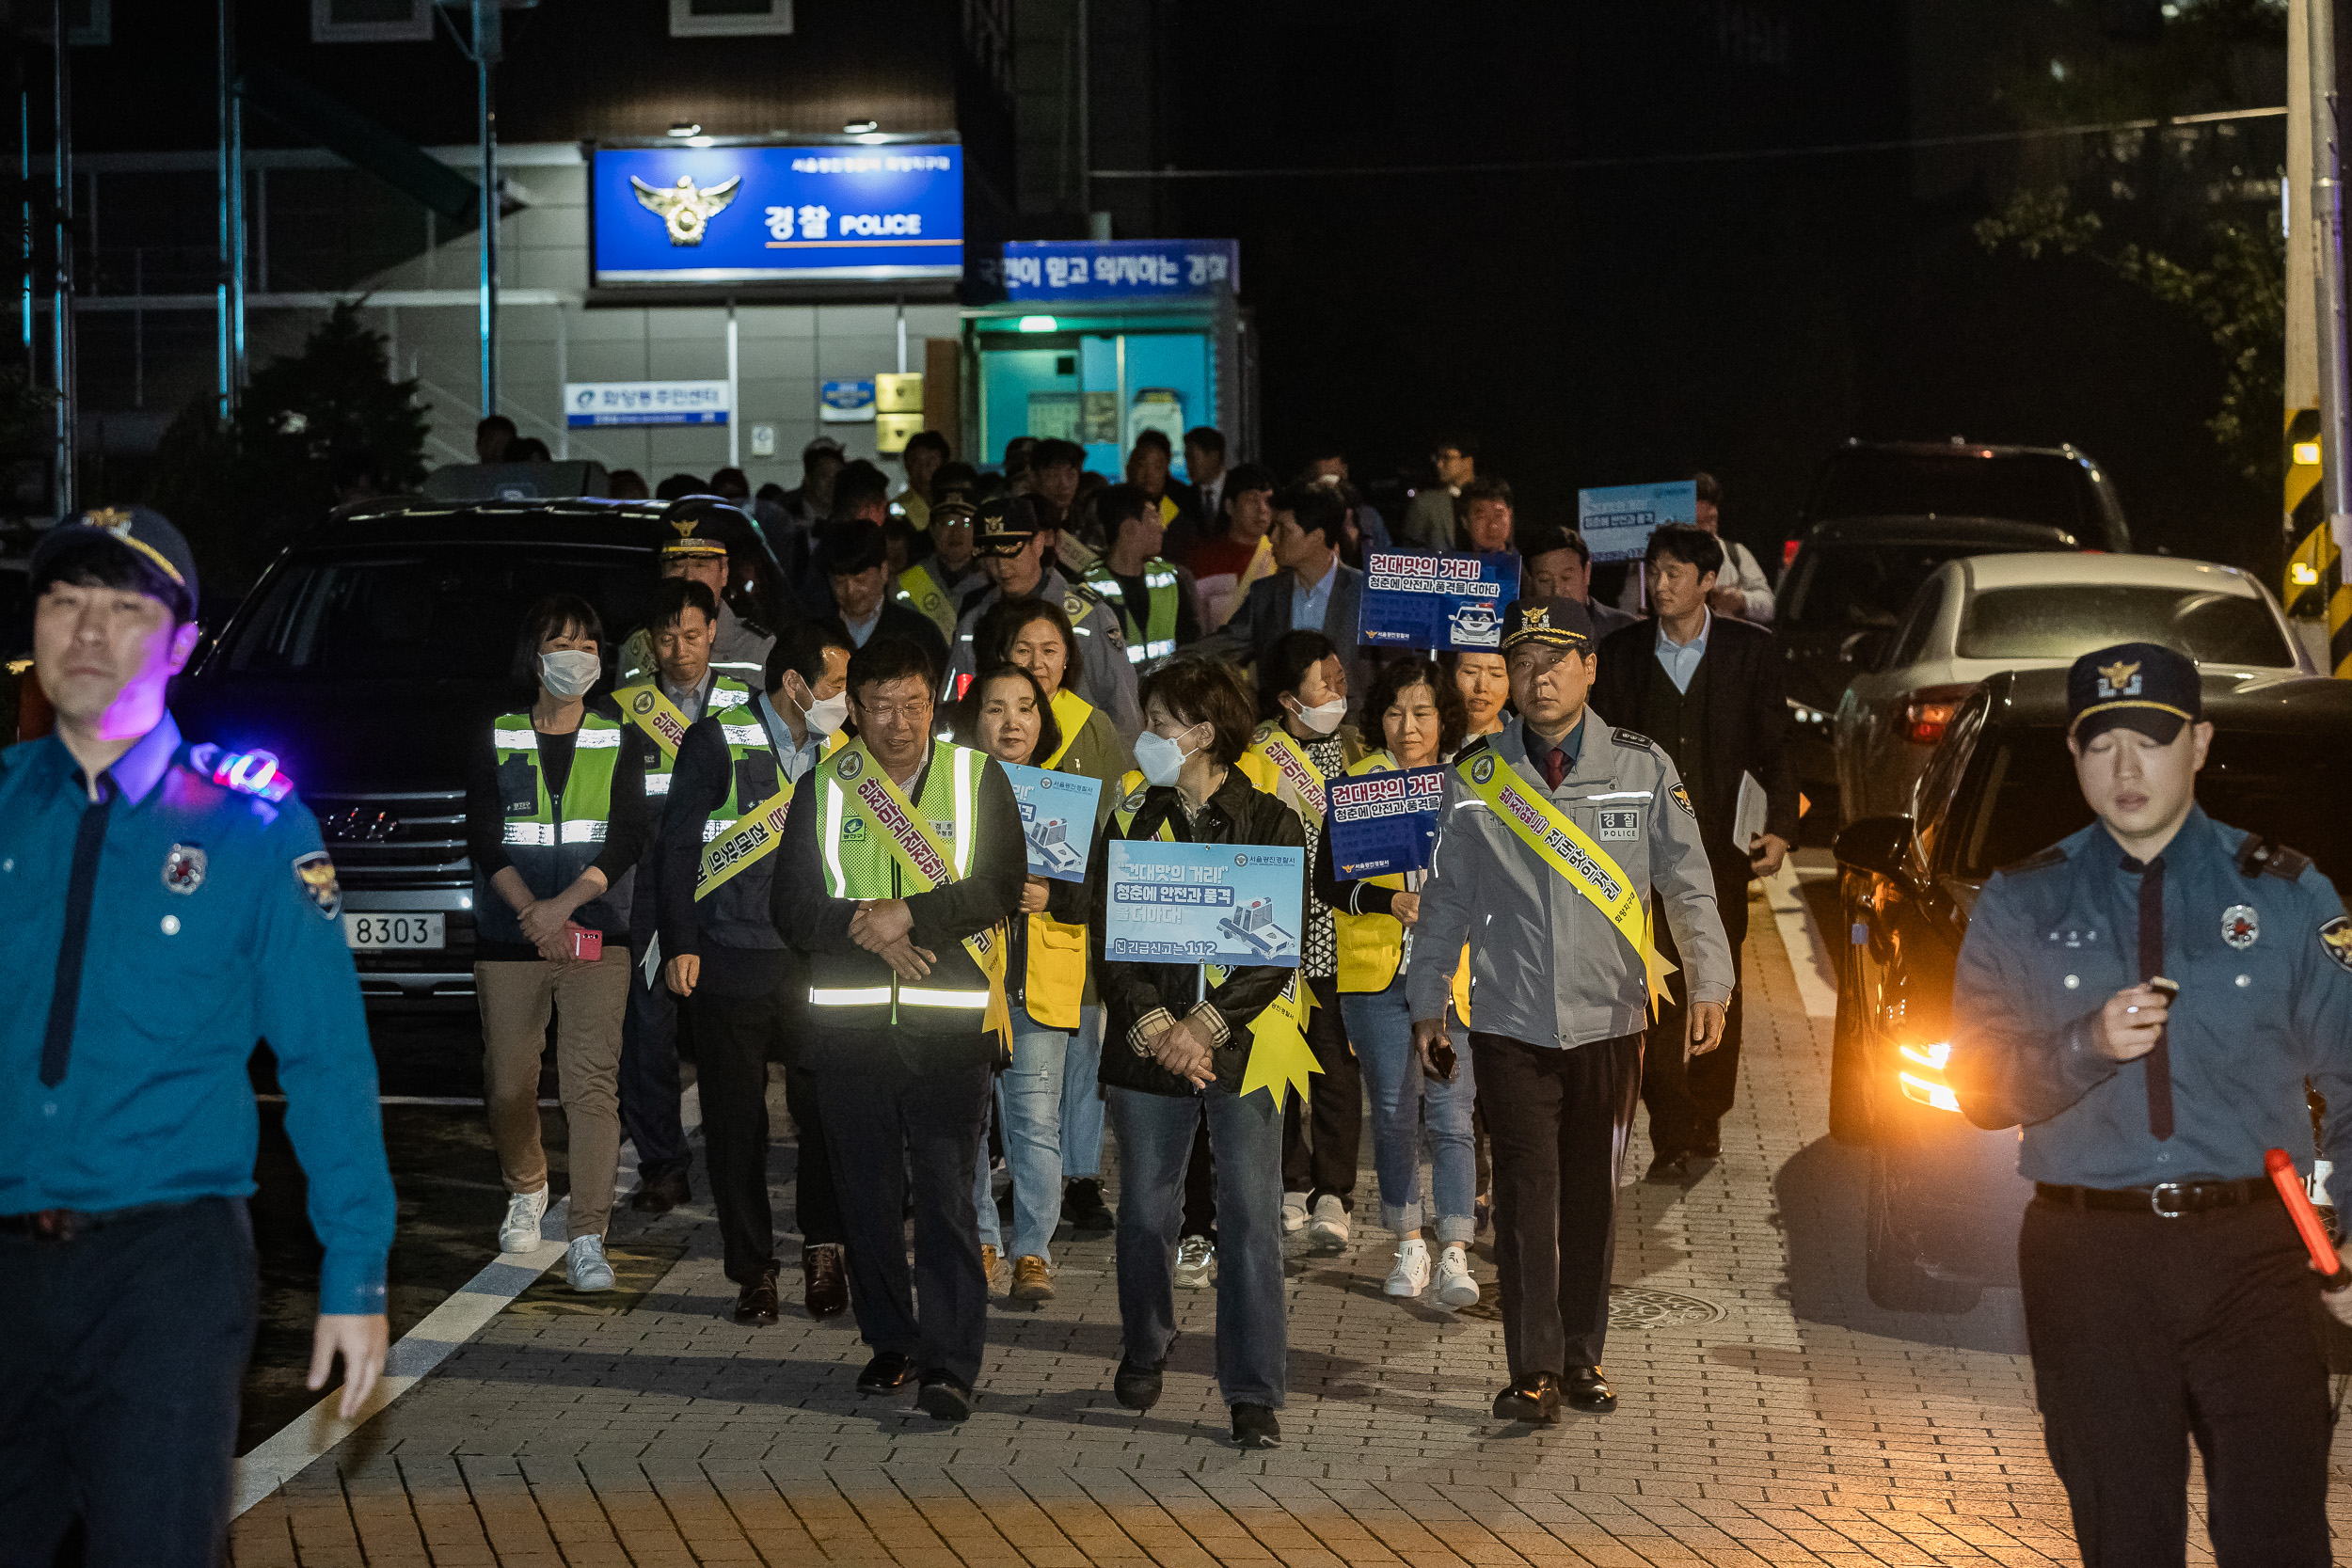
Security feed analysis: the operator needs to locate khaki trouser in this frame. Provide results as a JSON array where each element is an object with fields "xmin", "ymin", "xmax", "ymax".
[{"xmin": 474, "ymin": 948, "xmax": 631, "ymax": 1239}]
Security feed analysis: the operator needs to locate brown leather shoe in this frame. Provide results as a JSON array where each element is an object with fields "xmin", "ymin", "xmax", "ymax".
[
  {"xmin": 803, "ymin": 1243, "xmax": 847, "ymax": 1318},
  {"xmin": 628, "ymin": 1170, "xmax": 691, "ymax": 1214},
  {"xmin": 734, "ymin": 1261, "xmax": 781, "ymax": 1325},
  {"xmin": 980, "ymin": 1243, "xmax": 1006, "ymax": 1293},
  {"xmin": 1010, "ymin": 1255, "xmax": 1055, "ymax": 1302}
]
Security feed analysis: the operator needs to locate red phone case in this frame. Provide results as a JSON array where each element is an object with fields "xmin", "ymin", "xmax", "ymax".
[{"xmin": 568, "ymin": 925, "xmax": 603, "ymax": 961}]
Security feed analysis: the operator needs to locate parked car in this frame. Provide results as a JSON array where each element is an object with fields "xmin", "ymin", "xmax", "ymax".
[
  {"xmin": 1829, "ymin": 667, "xmax": 2352, "ymax": 1311},
  {"xmin": 1776, "ymin": 517, "xmax": 2082, "ymax": 821},
  {"xmin": 1804, "ymin": 437, "xmax": 2133, "ymax": 553},
  {"xmin": 169, "ymin": 496, "xmax": 786, "ymax": 1007},
  {"xmin": 1834, "ymin": 553, "xmax": 2309, "ymax": 823}
]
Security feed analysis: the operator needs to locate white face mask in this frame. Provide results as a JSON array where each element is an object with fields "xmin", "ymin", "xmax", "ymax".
[
  {"xmin": 538, "ymin": 649, "xmax": 601, "ymax": 699},
  {"xmin": 1134, "ymin": 728, "xmax": 1199, "ymax": 787},
  {"xmin": 802, "ymin": 689, "xmax": 850, "ymax": 736},
  {"xmin": 1289, "ymin": 696, "xmax": 1347, "ymax": 737}
]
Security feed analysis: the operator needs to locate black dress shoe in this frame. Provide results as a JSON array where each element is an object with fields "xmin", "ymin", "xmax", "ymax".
[
  {"xmin": 1492, "ymin": 1372, "xmax": 1561, "ymax": 1424},
  {"xmin": 803, "ymin": 1243, "xmax": 848, "ymax": 1319},
  {"xmin": 1692, "ymin": 1120, "xmax": 1722, "ymax": 1159},
  {"xmin": 856, "ymin": 1351, "xmax": 919, "ymax": 1394},
  {"xmin": 1063, "ymin": 1177, "xmax": 1116, "ymax": 1232},
  {"xmin": 1564, "ymin": 1364, "xmax": 1616, "ymax": 1413},
  {"xmin": 1644, "ymin": 1150, "xmax": 1689, "ymax": 1184},
  {"xmin": 1113, "ymin": 1356, "xmax": 1165, "ymax": 1411},
  {"xmin": 915, "ymin": 1370, "xmax": 973, "ymax": 1421},
  {"xmin": 628, "ymin": 1170, "xmax": 691, "ymax": 1213},
  {"xmin": 733, "ymin": 1262, "xmax": 781, "ymax": 1325},
  {"xmin": 1230, "ymin": 1402, "xmax": 1280, "ymax": 1449}
]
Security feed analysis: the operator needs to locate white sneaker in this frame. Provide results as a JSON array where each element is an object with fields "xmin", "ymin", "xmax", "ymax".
[
  {"xmin": 1281, "ymin": 1192, "xmax": 1309, "ymax": 1234},
  {"xmin": 1385, "ymin": 1239, "xmax": 1430, "ymax": 1298},
  {"xmin": 565, "ymin": 1233, "xmax": 616, "ymax": 1292},
  {"xmin": 1174, "ymin": 1234, "xmax": 1216, "ymax": 1289},
  {"xmin": 499, "ymin": 1185, "xmax": 548, "ymax": 1253},
  {"xmin": 1435, "ymin": 1243, "xmax": 1480, "ymax": 1309},
  {"xmin": 1307, "ymin": 1194, "xmax": 1350, "ymax": 1253}
]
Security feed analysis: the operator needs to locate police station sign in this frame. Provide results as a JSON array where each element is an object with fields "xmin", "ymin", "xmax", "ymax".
[{"xmin": 590, "ymin": 142, "xmax": 964, "ymax": 288}]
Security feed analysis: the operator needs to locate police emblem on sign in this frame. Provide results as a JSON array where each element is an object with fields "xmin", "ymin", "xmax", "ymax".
[
  {"xmin": 291, "ymin": 850, "xmax": 342, "ymax": 920},
  {"xmin": 1669, "ymin": 782, "xmax": 1695, "ymax": 817},
  {"xmin": 836, "ymin": 752, "xmax": 864, "ymax": 781},
  {"xmin": 2322, "ymin": 915, "xmax": 2352, "ymax": 973},
  {"xmin": 2222, "ymin": 903, "xmax": 2259, "ymax": 950},
  {"xmin": 162, "ymin": 843, "xmax": 207, "ymax": 895},
  {"xmin": 631, "ymin": 689, "xmax": 658, "ymax": 717},
  {"xmin": 1470, "ymin": 754, "xmax": 1496, "ymax": 784}
]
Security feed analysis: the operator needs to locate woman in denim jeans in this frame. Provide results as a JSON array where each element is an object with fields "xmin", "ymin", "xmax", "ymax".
[
  {"xmin": 1315, "ymin": 659, "xmax": 1481, "ymax": 1307},
  {"xmin": 955, "ymin": 664, "xmax": 1098, "ymax": 1303}
]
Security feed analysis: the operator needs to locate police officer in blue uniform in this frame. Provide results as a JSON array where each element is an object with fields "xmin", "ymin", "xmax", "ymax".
[
  {"xmin": 0, "ymin": 508, "xmax": 396, "ymax": 1565},
  {"xmin": 1949, "ymin": 641, "xmax": 2352, "ymax": 1568}
]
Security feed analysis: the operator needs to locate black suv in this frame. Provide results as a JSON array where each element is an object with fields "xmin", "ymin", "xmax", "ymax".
[
  {"xmin": 1804, "ymin": 438, "xmax": 2133, "ymax": 553},
  {"xmin": 169, "ymin": 497, "xmax": 781, "ymax": 1007}
]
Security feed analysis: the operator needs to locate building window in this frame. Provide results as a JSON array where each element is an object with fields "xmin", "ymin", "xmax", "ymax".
[
  {"xmin": 670, "ymin": 0, "xmax": 793, "ymax": 38},
  {"xmin": 311, "ymin": 0, "xmax": 434, "ymax": 43},
  {"xmin": 65, "ymin": 0, "xmax": 110, "ymax": 45}
]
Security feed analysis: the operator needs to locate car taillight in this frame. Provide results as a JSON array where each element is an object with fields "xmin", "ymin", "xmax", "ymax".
[
  {"xmin": 1902, "ymin": 685, "xmax": 1975, "ymax": 746},
  {"xmin": 1781, "ymin": 538, "xmax": 1801, "ymax": 569}
]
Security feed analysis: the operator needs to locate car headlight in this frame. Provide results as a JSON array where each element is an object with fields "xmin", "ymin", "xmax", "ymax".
[
  {"xmin": 1787, "ymin": 697, "xmax": 1831, "ymax": 726},
  {"xmin": 1896, "ymin": 1038, "xmax": 1961, "ymax": 1113},
  {"xmin": 1899, "ymin": 1072, "xmax": 1963, "ymax": 1114}
]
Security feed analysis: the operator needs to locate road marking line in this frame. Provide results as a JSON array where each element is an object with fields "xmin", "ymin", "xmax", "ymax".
[
  {"xmin": 230, "ymin": 1082, "xmax": 704, "ymax": 1516},
  {"xmin": 1765, "ymin": 860, "xmax": 1838, "ymax": 1019}
]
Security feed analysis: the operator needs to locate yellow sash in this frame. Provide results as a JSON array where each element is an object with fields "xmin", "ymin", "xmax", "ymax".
[
  {"xmin": 896, "ymin": 564, "xmax": 956, "ymax": 639},
  {"xmin": 1112, "ymin": 770, "xmax": 1318, "ymax": 1107},
  {"xmin": 613, "ymin": 681, "xmax": 691, "ymax": 760},
  {"xmin": 1043, "ymin": 688, "xmax": 1094, "ymax": 769},
  {"xmin": 695, "ymin": 789, "xmax": 791, "ymax": 900},
  {"xmin": 1252, "ymin": 726, "xmax": 1327, "ymax": 827},
  {"xmin": 837, "ymin": 739, "xmax": 1013, "ymax": 1046},
  {"xmin": 1455, "ymin": 747, "xmax": 1676, "ymax": 1014}
]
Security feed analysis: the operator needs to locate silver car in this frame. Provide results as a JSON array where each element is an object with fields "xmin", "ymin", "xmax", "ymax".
[{"xmin": 1833, "ymin": 552, "xmax": 2311, "ymax": 823}]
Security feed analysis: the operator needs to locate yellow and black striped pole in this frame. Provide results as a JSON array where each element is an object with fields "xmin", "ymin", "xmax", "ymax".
[{"xmin": 2280, "ymin": 408, "xmax": 2349, "ymax": 673}]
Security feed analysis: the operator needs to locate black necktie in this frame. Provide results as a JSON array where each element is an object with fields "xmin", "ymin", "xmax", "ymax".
[
  {"xmin": 2122, "ymin": 852, "xmax": 2173, "ymax": 1140},
  {"xmin": 1542, "ymin": 746, "xmax": 1569, "ymax": 789},
  {"xmin": 40, "ymin": 774, "xmax": 118, "ymax": 1088}
]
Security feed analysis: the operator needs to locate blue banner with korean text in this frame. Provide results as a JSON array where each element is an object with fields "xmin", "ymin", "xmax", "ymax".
[
  {"xmin": 1104, "ymin": 840, "xmax": 1304, "ymax": 969},
  {"xmin": 1355, "ymin": 549, "xmax": 1521, "ymax": 652},
  {"xmin": 1326, "ymin": 766, "xmax": 1448, "ymax": 879},
  {"xmin": 994, "ymin": 240, "xmax": 1240, "ymax": 302},
  {"xmin": 1001, "ymin": 762, "xmax": 1103, "ymax": 883},
  {"xmin": 1579, "ymin": 481, "xmax": 1698, "ymax": 564}
]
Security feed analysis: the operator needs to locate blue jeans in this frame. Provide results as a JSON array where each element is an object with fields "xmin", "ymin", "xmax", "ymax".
[
  {"xmin": 1062, "ymin": 1005, "xmax": 1106, "ymax": 1180},
  {"xmin": 1345, "ymin": 975, "xmax": 1478, "ymax": 1243},
  {"xmin": 973, "ymin": 1021, "xmax": 1068, "ymax": 1261},
  {"xmin": 1108, "ymin": 1083, "xmax": 1287, "ymax": 1408}
]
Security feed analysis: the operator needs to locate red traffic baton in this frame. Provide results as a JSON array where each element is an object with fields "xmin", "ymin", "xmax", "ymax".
[{"xmin": 2265, "ymin": 1148, "xmax": 2352, "ymax": 1291}]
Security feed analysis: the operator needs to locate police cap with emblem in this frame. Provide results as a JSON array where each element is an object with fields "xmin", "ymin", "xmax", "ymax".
[
  {"xmin": 1500, "ymin": 595, "xmax": 1594, "ymax": 653},
  {"xmin": 818, "ymin": 519, "xmax": 889, "ymax": 577},
  {"xmin": 31, "ymin": 503, "xmax": 200, "ymax": 614},
  {"xmin": 659, "ymin": 496, "xmax": 755, "ymax": 560},
  {"xmin": 2067, "ymin": 641, "xmax": 2200, "ymax": 744},
  {"xmin": 974, "ymin": 495, "xmax": 1041, "ymax": 557},
  {"xmin": 930, "ymin": 493, "xmax": 979, "ymax": 530}
]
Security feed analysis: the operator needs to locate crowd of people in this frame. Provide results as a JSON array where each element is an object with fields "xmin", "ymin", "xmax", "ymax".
[{"xmin": 455, "ymin": 418, "xmax": 1800, "ymax": 1442}]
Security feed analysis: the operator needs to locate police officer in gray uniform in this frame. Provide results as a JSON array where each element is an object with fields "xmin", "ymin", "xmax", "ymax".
[
  {"xmin": 942, "ymin": 495, "xmax": 1142, "ymax": 734},
  {"xmin": 1410, "ymin": 596, "xmax": 1732, "ymax": 1423},
  {"xmin": 1949, "ymin": 641, "xmax": 2352, "ymax": 1568}
]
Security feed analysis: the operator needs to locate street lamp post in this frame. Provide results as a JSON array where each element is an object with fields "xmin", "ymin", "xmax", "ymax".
[{"xmin": 471, "ymin": 0, "xmax": 501, "ymax": 422}]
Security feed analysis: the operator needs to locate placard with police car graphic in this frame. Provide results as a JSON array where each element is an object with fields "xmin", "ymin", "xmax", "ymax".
[
  {"xmin": 1326, "ymin": 765, "xmax": 1448, "ymax": 879},
  {"xmin": 1355, "ymin": 548, "xmax": 1521, "ymax": 652},
  {"xmin": 1001, "ymin": 762, "xmax": 1104, "ymax": 883},
  {"xmin": 1104, "ymin": 840, "xmax": 1305, "ymax": 968}
]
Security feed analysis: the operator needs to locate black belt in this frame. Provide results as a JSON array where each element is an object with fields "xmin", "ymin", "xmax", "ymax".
[
  {"xmin": 0, "ymin": 1198, "xmax": 198, "ymax": 1243},
  {"xmin": 2034, "ymin": 1178, "xmax": 2278, "ymax": 1219}
]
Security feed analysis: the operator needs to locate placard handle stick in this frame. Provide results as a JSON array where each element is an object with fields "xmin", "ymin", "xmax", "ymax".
[{"xmin": 2265, "ymin": 1148, "xmax": 2351, "ymax": 1290}]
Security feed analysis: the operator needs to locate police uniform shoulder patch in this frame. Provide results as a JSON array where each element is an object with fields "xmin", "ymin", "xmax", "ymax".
[
  {"xmin": 1667, "ymin": 781, "xmax": 1695, "ymax": 817},
  {"xmin": 1063, "ymin": 592, "xmax": 1091, "ymax": 621},
  {"xmin": 2236, "ymin": 834, "xmax": 2312, "ymax": 882},
  {"xmin": 1612, "ymin": 729, "xmax": 1656, "ymax": 752},
  {"xmin": 2320, "ymin": 914, "xmax": 2352, "ymax": 974},
  {"xmin": 1998, "ymin": 846, "xmax": 2068, "ymax": 878},
  {"xmin": 291, "ymin": 849, "xmax": 342, "ymax": 920}
]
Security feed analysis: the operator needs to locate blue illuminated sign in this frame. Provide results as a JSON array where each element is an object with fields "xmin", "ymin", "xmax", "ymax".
[
  {"xmin": 591, "ymin": 143, "xmax": 964, "ymax": 286},
  {"xmin": 994, "ymin": 240, "xmax": 1239, "ymax": 302}
]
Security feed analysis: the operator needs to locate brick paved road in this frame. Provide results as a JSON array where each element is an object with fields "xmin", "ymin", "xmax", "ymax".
[{"xmin": 228, "ymin": 882, "xmax": 2352, "ymax": 1565}]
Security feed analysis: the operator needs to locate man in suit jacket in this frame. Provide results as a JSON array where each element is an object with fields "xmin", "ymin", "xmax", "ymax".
[
  {"xmin": 1184, "ymin": 482, "xmax": 1372, "ymax": 707},
  {"xmin": 816, "ymin": 520, "xmax": 950, "ymax": 690},
  {"xmin": 1590, "ymin": 524, "xmax": 1800, "ymax": 1179}
]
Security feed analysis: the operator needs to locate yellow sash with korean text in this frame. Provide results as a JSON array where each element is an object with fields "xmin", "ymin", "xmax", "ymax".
[
  {"xmin": 613, "ymin": 681, "xmax": 691, "ymax": 761},
  {"xmin": 1252, "ymin": 727, "xmax": 1327, "ymax": 827},
  {"xmin": 1456, "ymin": 750, "xmax": 1675, "ymax": 1014},
  {"xmin": 838, "ymin": 739, "xmax": 1012, "ymax": 1046}
]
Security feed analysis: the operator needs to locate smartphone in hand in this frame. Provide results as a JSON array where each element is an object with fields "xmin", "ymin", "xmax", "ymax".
[{"xmin": 1424, "ymin": 1037, "xmax": 1457, "ymax": 1084}]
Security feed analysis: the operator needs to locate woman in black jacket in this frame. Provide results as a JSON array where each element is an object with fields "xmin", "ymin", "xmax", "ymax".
[{"xmin": 1089, "ymin": 657, "xmax": 1304, "ymax": 1450}]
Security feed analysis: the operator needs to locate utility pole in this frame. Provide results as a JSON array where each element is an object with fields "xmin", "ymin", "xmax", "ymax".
[
  {"xmin": 50, "ymin": 0, "xmax": 74, "ymax": 515},
  {"xmin": 472, "ymin": 0, "xmax": 501, "ymax": 421},
  {"xmin": 2284, "ymin": 0, "xmax": 2348, "ymax": 674},
  {"xmin": 2313, "ymin": 0, "xmax": 2351, "ymax": 559}
]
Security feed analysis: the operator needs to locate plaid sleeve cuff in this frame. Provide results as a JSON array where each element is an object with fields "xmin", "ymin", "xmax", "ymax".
[
  {"xmin": 1128, "ymin": 1008, "xmax": 1176, "ymax": 1056},
  {"xmin": 1186, "ymin": 1003, "xmax": 1230, "ymax": 1046}
]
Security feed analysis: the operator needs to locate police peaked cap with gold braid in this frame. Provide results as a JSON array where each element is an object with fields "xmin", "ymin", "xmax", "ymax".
[
  {"xmin": 1501, "ymin": 595, "xmax": 1594, "ymax": 653},
  {"xmin": 31, "ymin": 503, "xmax": 200, "ymax": 609},
  {"xmin": 658, "ymin": 497, "xmax": 756, "ymax": 560},
  {"xmin": 975, "ymin": 494, "xmax": 1042, "ymax": 557},
  {"xmin": 2066, "ymin": 641, "xmax": 2199, "ymax": 744}
]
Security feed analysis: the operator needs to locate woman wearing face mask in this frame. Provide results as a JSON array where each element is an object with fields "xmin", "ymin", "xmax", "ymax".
[
  {"xmin": 1092, "ymin": 657, "xmax": 1305, "ymax": 1450},
  {"xmin": 465, "ymin": 594, "xmax": 651, "ymax": 1291},
  {"xmin": 973, "ymin": 596, "xmax": 1132, "ymax": 1231},
  {"xmin": 1247, "ymin": 629, "xmax": 1368, "ymax": 1252},
  {"xmin": 1443, "ymin": 649, "xmax": 1511, "ymax": 738},
  {"xmin": 951, "ymin": 665, "xmax": 1106, "ymax": 1301},
  {"xmin": 1314, "ymin": 660, "xmax": 1482, "ymax": 1307}
]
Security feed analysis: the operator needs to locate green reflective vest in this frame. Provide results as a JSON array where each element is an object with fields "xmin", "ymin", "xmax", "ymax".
[
  {"xmin": 480, "ymin": 709, "xmax": 624, "ymax": 947},
  {"xmin": 637, "ymin": 675, "xmax": 755, "ymax": 808},
  {"xmin": 1083, "ymin": 559, "xmax": 1181, "ymax": 663}
]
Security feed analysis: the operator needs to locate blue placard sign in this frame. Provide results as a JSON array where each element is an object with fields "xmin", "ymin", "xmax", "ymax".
[
  {"xmin": 1001, "ymin": 762, "xmax": 1103, "ymax": 883},
  {"xmin": 995, "ymin": 239, "xmax": 1240, "ymax": 302},
  {"xmin": 1104, "ymin": 840, "xmax": 1304, "ymax": 969},
  {"xmin": 1326, "ymin": 766, "xmax": 1448, "ymax": 879},
  {"xmin": 1355, "ymin": 549, "xmax": 1521, "ymax": 652},
  {"xmin": 591, "ymin": 143, "xmax": 963, "ymax": 286},
  {"xmin": 1579, "ymin": 481, "xmax": 1698, "ymax": 564},
  {"xmin": 820, "ymin": 379, "xmax": 876, "ymax": 422},
  {"xmin": 563, "ymin": 380, "xmax": 729, "ymax": 428}
]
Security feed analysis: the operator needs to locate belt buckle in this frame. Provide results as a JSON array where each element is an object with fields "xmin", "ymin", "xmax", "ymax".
[{"xmin": 2150, "ymin": 1182, "xmax": 2189, "ymax": 1219}]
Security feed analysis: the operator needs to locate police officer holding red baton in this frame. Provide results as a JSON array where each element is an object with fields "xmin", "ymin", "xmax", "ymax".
[{"xmin": 1949, "ymin": 642, "xmax": 2352, "ymax": 1568}]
